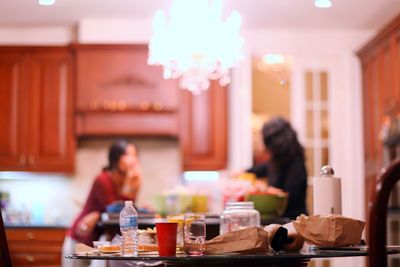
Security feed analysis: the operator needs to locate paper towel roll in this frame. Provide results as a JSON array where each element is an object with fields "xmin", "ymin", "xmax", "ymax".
[{"xmin": 313, "ymin": 176, "xmax": 342, "ymax": 215}]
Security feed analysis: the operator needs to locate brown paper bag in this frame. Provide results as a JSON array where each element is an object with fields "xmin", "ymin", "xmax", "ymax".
[
  {"xmin": 282, "ymin": 222, "xmax": 304, "ymax": 251},
  {"xmin": 264, "ymin": 223, "xmax": 304, "ymax": 252},
  {"xmin": 293, "ymin": 214, "xmax": 365, "ymax": 247},
  {"xmin": 205, "ymin": 227, "xmax": 269, "ymax": 254}
]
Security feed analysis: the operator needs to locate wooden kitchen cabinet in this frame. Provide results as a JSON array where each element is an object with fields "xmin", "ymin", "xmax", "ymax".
[
  {"xmin": 6, "ymin": 227, "xmax": 66, "ymax": 267},
  {"xmin": 0, "ymin": 51, "xmax": 26, "ymax": 170},
  {"xmin": 74, "ymin": 44, "xmax": 180, "ymax": 137},
  {"xmin": 180, "ymin": 81, "xmax": 228, "ymax": 171},
  {"xmin": 0, "ymin": 47, "xmax": 75, "ymax": 172},
  {"xmin": 358, "ymin": 14, "xmax": 400, "ymax": 243}
]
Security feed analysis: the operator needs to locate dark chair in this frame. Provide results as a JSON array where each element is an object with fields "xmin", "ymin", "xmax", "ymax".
[
  {"xmin": 0, "ymin": 210, "xmax": 12, "ymax": 267},
  {"xmin": 369, "ymin": 159, "xmax": 400, "ymax": 267}
]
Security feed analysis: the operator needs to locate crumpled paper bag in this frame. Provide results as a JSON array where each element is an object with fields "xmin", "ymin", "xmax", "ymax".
[
  {"xmin": 205, "ymin": 227, "xmax": 269, "ymax": 254},
  {"xmin": 293, "ymin": 214, "xmax": 365, "ymax": 247},
  {"xmin": 264, "ymin": 224, "xmax": 286, "ymax": 251},
  {"xmin": 264, "ymin": 223, "xmax": 304, "ymax": 252}
]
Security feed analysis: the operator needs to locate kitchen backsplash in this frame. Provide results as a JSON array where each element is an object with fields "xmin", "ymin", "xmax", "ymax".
[{"xmin": 0, "ymin": 137, "xmax": 182, "ymax": 226}]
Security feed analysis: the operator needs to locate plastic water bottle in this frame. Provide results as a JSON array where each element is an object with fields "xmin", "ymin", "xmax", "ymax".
[{"xmin": 119, "ymin": 200, "xmax": 138, "ymax": 256}]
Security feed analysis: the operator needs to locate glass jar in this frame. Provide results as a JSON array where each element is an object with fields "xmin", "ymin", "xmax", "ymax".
[{"xmin": 219, "ymin": 201, "xmax": 260, "ymax": 234}]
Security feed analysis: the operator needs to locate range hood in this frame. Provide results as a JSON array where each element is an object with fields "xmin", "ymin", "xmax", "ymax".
[{"xmin": 74, "ymin": 44, "xmax": 180, "ymax": 137}]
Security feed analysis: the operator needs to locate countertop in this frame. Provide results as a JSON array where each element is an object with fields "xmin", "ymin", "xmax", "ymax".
[
  {"xmin": 98, "ymin": 213, "xmax": 291, "ymax": 240},
  {"xmin": 5, "ymin": 223, "xmax": 68, "ymax": 229},
  {"xmin": 99, "ymin": 213, "xmax": 291, "ymax": 226}
]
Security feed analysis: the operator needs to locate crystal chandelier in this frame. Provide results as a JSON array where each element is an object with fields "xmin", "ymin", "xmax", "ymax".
[{"xmin": 148, "ymin": 0, "xmax": 244, "ymax": 94}]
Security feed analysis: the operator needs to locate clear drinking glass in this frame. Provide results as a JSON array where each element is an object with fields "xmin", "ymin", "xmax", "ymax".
[
  {"xmin": 167, "ymin": 214, "xmax": 184, "ymax": 247},
  {"xmin": 183, "ymin": 213, "xmax": 206, "ymax": 256}
]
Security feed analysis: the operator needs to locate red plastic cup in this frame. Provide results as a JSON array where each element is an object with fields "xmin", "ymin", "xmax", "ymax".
[{"xmin": 156, "ymin": 222, "xmax": 178, "ymax": 256}]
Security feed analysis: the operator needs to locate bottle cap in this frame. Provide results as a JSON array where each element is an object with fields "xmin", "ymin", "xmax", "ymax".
[{"xmin": 320, "ymin": 165, "xmax": 334, "ymax": 176}]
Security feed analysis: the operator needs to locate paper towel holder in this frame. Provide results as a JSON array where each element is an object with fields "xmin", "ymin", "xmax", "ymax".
[{"xmin": 313, "ymin": 165, "xmax": 342, "ymax": 215}]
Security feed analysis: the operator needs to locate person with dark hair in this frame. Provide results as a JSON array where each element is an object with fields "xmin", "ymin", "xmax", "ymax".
[
  {"xmin": 247, "ymin": 117, "xmax": 307, "ymax": 220},
  {"xmin": 62, "ymin": 139, "xmax": 141, "ymax": 267}
]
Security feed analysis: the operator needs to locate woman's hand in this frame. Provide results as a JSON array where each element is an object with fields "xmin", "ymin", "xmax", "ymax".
[{"xmin": 76, "ymin": 211, "xmax": 100, "ymax": 238}]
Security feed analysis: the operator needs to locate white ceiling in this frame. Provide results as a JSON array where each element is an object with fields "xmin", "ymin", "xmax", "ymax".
[{"xmin": 0, "ymin": 0, "xmax": 399, "ymax": 31}]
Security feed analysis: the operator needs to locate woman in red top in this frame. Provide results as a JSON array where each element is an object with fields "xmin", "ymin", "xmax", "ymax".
[{"xmin": 62, "ymin": 139, "xmax": 141, "ymax": 267}]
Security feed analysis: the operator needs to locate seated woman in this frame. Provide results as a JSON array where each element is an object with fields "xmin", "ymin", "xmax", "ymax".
[
  {"xmin": 62, "ymin": 139, "xmax": 142, "ymax": 267},
  {"xmin": 247, "ymin": 117, "xmax": 307, "ymax": 220}
]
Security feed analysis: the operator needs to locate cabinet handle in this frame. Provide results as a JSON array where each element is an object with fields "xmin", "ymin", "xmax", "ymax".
[
  {"xmin": 109, "ymin": 101, "xmax": 118, "ymax": 111},
  {"xmin": 28, "ymin": 156, "xmax": 35, "ymax": 166},
  {"xmin": 140, "ymin": 101, "xmax": 150, "ymax": 111},
  {"xmin": 26, "ymin": 232, "xmax": 35, "ymax": 240},
  {"xmin": 103, "ymin": 100, "xmax": 111, "ymax": 111},
  {"xmin": 19, "ymin": 156, "xmax": 26, "ymax": 165},
  {"xmin": 117, "ymin": 100, "xmax": 127, "ymax": 111},
  {"xmin": 26, "ymin": 255, "xmax": 35, "ymax": 263},
  {"xmin": 152, "ymin": 102, "xmax": 164, "ymax": 111}
]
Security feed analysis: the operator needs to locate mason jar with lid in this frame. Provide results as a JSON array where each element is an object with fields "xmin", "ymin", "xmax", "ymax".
[{"xmin": 220, "ymin": 201, "xmax": 260, "ymax": 234}]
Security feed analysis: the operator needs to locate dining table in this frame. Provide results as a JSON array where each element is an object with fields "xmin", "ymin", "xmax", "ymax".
[{"xmin": 66, "ymin": 246, "xmax": 400, "ymax": 267}]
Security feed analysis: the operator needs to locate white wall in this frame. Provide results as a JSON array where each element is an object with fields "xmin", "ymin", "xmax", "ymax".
[
  {"xmin": 0, "ymin": 26, "xmax": 74, "ymax": 45},
  {"xmin": 78, "ymin": 19, "xmax": 151, "ymax": 43}
]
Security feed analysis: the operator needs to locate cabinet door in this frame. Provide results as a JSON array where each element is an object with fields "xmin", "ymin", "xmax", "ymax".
[
  {"xmin": 394, "ymin": 35, "xmax": 400, "ymax": 106},
  {"xmin": 0, "ymin": 51, "xmax": 29, "ymax": 170},
  {"xmin": 27, "ymin": 50, "xmax": 75, "ymax": 172},
  {"xmin": 377, "ymin": 38, "xmax": 400, "ymax": 115},
  {"xmin": 180, "ymin": 81, "xmax": 228, "ymax": 170}
]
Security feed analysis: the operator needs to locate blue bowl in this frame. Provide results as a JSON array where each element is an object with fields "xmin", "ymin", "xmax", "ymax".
[{"xmin": 106, "ymin": 201, "xmax": 124, "ymax": 213}]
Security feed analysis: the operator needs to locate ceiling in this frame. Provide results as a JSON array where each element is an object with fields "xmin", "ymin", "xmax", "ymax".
[{"xmin": 0, "ymin": 0, "xmax": 399, "ymax": 31}]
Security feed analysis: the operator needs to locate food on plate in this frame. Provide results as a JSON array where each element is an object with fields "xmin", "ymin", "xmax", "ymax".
[
  {"xmin": 138, "ymin": 243, "xmax": 159, "ymax": 252},
  {"xmin": 93, "ymin": 241, "xmax": 111, "ymax": 249},
  {"xmin": 99, "ymin": 244, "xmax": 121, "ymax": 253},
  {"xmin": 138, "ymin": 227, "xmax": 157, "ymax": 244},
  {"xmin": 138, "ymin": 227, "xmax": 159, "ymax": 251}
]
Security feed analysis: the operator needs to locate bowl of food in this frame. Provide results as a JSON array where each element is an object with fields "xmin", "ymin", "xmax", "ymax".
[{"xmin": 246, "ymin": 192, "xmax": 288, "ymax": 219}]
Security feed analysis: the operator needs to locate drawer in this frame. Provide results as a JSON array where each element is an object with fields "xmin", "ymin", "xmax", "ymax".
[
  {"xmin": 11, "ymin": 252, "xmax": 61, "ymax": 265},
  {"xmin": 6, "ymin": 228, "xmax": 66, "ymax": 267},
  {"xmin": 6, "ymin": 228, "xmax": 66, "ymax": 242},
  {"xmin": 9, "ymin": 242, "xmax": 63, "ymax": 253}
]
